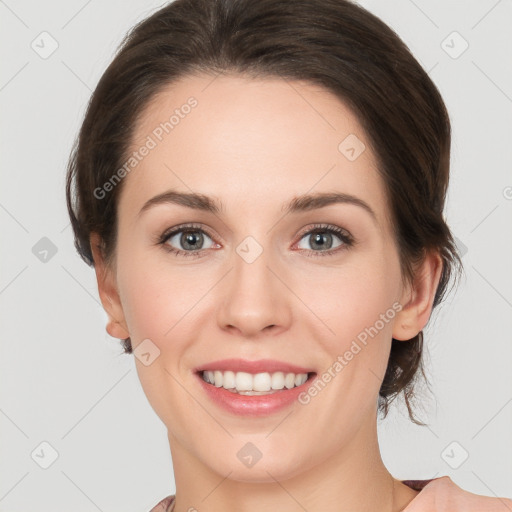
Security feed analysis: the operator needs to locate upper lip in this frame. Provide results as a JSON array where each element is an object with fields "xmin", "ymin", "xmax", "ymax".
[{"xmin": 194, "ymin": 358, "xmax": 315, "ymax": 375}]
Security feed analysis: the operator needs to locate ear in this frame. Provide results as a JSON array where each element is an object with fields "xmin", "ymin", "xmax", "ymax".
[
  {"xmin": 392, "ymin": 250, "xmax": 443, "ymax": 341},
  {"xmin": 89, "ymin": 232, "xmax": 130, "ymax": 340}
]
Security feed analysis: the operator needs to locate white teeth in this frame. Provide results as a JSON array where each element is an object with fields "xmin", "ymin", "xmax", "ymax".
[
  {"xmin": 213, "ymin": 370, "xmax": 223, "ymax": 387},
  {"xmin": 253, "ymin": 372, "xmax": 271, "ymax": 391},
  {"xmin": 284, "ymin": 373, "xmax": 295, "ymax": 389},
  {"xmin": 201, "ymin": 370, "xmax": 310, "ymax": 393},
  {"xmin": 223, "ymin": 370, "xmax": 236, "ymax": 389},
  {"xmin": 271, "ymin": 372, "xmax": 285, "ymax": 390},
  {"xmin": 235, "ymin": 372, "xmax": 253, "ymax": 391},
  {"xmin": 295, "ymin": 373, "xmax": 308, "ymax": 386}
]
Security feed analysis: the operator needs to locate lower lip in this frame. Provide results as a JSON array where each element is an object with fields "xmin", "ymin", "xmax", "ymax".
[{"xmin": 195, "ymin": 372, "xmax": 316, "ymax": 416}]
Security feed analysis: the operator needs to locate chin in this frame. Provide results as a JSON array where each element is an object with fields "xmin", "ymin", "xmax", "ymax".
[{"xmin": 204, "ymin": 447, "xmax": 311, "ymax": 484}]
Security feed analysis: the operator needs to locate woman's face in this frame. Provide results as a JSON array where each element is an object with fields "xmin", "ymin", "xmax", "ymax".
[{"xmin": 99, "ymin": 73, "xmax": 417, "ymax": 481}]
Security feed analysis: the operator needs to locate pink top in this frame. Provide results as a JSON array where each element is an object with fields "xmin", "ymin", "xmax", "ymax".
[{"xmin": 149, "ymin": 476, "xmax": 512, "ymax": 511}]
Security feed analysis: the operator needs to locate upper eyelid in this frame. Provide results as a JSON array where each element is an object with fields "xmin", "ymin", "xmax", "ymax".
[
  {"xmin": 296, "ymin": 223, "xmax": 351, "ymax": 238},
  {"xmin": 161, "ymin": 223, "xmax": 216, "ymax": 242}
]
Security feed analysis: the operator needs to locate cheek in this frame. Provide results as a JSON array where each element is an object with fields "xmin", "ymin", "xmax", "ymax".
[
  {"xmin": 304, "ymin": 258, "xmax": 400, "ymax": 347},
  {"xmin": 115, "ymin": 252, "xmax": 204, "ymax": 423},
  {"xmin": 118, "ymin": 260, "xmax": 200, "ymax": 348},
  {"xmin": 299, "ymin": 255, "xmax": 401, "ymax": 404}
]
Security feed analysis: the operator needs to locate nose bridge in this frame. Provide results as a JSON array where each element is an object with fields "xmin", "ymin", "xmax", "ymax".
[{"xmin": 217, "ymin": 234, "xmax": 291, "ymax": 336}]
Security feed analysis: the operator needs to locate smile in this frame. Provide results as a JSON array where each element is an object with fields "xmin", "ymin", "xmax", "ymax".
[
  {"xmin": 194, "ymin": 359, "xmax": 317, "ymax": 416},
  {"xmin": 201, "ymin": 370, "xmax": 310, "ymax": 395}
]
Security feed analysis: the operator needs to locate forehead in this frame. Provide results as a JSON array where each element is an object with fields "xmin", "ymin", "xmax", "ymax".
[{"xmin": 121, "ymin": 72, "xmax": 388, "ymax": 222}]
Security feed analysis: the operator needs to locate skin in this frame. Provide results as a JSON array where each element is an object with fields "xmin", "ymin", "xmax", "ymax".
[{"xmin": 90, "ymin": 73, "xmax": 442, "ymax": 512}]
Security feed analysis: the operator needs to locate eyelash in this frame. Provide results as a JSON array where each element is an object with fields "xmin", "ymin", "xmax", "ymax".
[{"xmin": 156, "ymin": 223, "xmax": 355, "ymax": 259}]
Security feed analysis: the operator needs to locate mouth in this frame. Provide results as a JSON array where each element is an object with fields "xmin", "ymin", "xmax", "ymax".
[
  {"xmin": 193, "ymin": 359, "xmax": 317, "ymax": 416},
  {"xmin": 197, "ymin": 369, "xmax": 316, "ymax": 395}
]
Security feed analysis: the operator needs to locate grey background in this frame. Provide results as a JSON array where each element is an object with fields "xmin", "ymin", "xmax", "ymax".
[{"xmin": 0, "ymin": 0, "xmax": 511, "ymax": 511}]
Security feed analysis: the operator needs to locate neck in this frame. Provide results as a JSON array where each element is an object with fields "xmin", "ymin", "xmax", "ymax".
[{"xmin": 167, "ymin": 408, "xmax": 419, "ymax": 512}]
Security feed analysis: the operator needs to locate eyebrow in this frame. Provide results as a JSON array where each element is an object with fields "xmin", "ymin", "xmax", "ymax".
[{"xmin": 138, "ymin": 189, "xmax": 377, "ymax": 222}]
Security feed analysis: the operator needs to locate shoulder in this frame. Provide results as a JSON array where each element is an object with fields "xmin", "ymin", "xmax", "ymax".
[
  {"xmin": 148, "ymin": 495, "xmax": 175, "ymax": 512},
  {"xmin": 403, "ymin": 475, "xmax": 512, "ymax": 511}
]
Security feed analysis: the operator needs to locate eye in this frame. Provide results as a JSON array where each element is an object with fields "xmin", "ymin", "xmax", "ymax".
[
  {"xmin": 157, "ymin": 222, "xmax": 354, "ymax": 259},
  {"xmin": 159, "ymin": 224, "xmax": 217, "ymax": 258},
  {"xmin": 295, "ymin": 224, "xmax": 354, "ymax": 257}
]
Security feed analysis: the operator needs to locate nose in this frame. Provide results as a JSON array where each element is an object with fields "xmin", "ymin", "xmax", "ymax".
[{"xmin": 216, "ymin": 244, "xmax": 292, "ymax": 338}]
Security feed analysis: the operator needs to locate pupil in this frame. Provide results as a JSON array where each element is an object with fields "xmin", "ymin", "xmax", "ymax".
[
  {"xmin": 311, "ymin": 232, "xmax": 331, "ymax": 250},
  {"xmin": 182, "ymin": 231, "xmax": 202, "ymax": 250}
]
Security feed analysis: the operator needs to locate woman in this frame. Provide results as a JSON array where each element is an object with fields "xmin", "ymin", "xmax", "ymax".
[{"xmin": 65, "ymin": 0, "xmax": 512, "ymax": 510}]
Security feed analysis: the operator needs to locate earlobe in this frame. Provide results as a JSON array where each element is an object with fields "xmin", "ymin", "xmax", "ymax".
[
  {"xmin": 106, "ymin": 318, "xmax": 130, "ymax": 339},
  {"xmin": 89, "ymin": 233, "xmax": 130, "ymax": 339},
  {"xmin": 392, "ymin": 250, "xmax": 443, "ymax": 341}
]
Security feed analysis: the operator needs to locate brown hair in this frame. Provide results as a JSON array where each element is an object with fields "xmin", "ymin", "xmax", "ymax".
[{"xmin": 65, "ymin": 0, "xmax": 462, "ymax": 424}]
